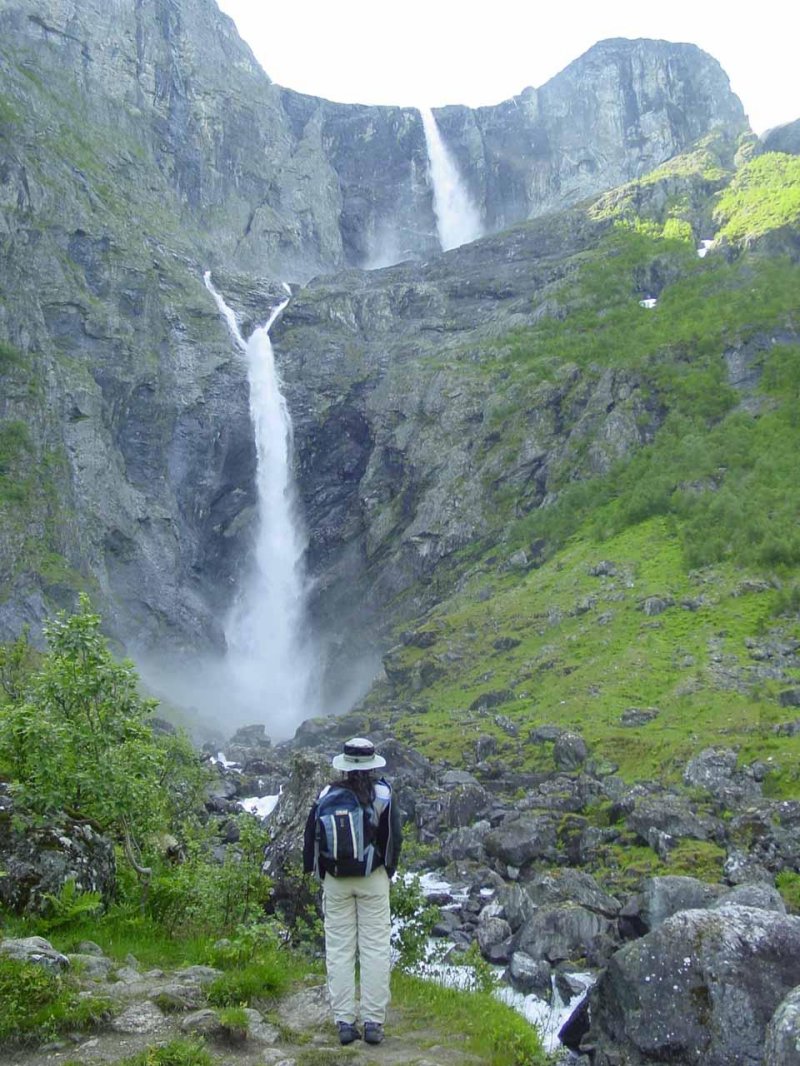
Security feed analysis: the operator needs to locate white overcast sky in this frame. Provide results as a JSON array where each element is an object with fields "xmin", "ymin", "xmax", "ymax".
[{"xmin": 216, "ymin": 0, "xmax": 798, "ymax": 135}]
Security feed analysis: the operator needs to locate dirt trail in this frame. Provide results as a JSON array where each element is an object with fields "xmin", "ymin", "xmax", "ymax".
[{"xmin": 1, "ymin": 979, "xmax": 487, "ymax": 1066}]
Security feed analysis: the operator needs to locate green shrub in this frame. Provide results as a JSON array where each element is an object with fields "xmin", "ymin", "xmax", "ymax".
[
  {"xmin": 390, "ymin": 874, "xmax": 438, "ymax": 971},
  {"xmin": 206, "ymin": 955, "xmax": 291, "ymax": 1007},
  {"xmin": 0, "ymin": 956, "xmax": 110, "ymax": 1043},
  {"xmin": 776, "ymin": 871, "xmax": 800, "ymax": 913},
  {"xmin": 0, "ymin": 596, "xmax": 209, "ymax": 886},
  {"xmin": 117, "ymin": 1038, "xmax": 213, "ymax": 1066}
]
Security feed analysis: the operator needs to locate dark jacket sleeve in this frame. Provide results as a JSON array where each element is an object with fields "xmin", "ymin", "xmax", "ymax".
[
  {"xmin": 384, "ymin": 788, "xmax": 403, "ymax": 878},
  {"xmin": 302, "ymin": 803, "xmax": 318, "ymax": 875}
]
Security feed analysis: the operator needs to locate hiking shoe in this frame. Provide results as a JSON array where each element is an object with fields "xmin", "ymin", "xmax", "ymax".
[
  {"xmin": 364, "ymin": 1022, "xmax": 385, "ymax": 1045},
  {"xmin": 337, "ymin": 1022, "xmax": 361, "ymax": 1045}
]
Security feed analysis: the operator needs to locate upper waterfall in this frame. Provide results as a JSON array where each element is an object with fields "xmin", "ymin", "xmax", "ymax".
[
  {"xmin": 204, "ymin": 274, "xmax": 316, "ymax": 736},
  {"xmin": 420, "ymin": 106, "xmax": 484, "ymax": 251}
]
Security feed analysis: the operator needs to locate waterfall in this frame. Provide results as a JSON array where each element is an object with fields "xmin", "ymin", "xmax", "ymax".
[
  {"xmin": 419, "ymin": 106, "xmax": 484, "ymax": 252},
  {"xmin": 204, "ymin": 273, "xmax": 315, "ymax": 735}
]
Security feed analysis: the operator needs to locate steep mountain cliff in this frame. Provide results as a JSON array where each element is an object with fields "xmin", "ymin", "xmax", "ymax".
[{"xmin": 0, "ymin": 0, "xmax": 783, "ymax": 723}]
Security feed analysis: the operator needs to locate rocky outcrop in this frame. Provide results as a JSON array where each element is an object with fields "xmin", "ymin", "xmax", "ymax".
[
  {"xmin": 0, "ymin": 797, "xmax": 116, "ymax": 913},
  {"xmin": 582, "ymin": 905, "xmax": 800, "ymax": 1066}
]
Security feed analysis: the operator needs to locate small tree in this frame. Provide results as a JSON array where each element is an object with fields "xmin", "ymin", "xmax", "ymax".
[{"xmin": 0, "ymin": 595, "xmax": 208, "ymax": 888}]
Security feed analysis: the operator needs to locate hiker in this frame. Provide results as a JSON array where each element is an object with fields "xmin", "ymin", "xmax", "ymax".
[{"xmin": 303, "ymin": 736, "xmax": 402, "ymax": 1046}]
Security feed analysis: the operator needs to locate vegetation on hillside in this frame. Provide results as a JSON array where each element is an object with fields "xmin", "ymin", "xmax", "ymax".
[{"xmin": 372, "ymin": 147, "xmax": 800, "ymax": 820}]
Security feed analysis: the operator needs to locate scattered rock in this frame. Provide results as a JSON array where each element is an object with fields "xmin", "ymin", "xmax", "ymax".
[
  {"xmin": 639, "ymin": 595, "xmax": 675, "ymax": 616},
  {"xmin": 111, "ymin": 1001, "xmax": 167, "ymax": 1034},
  {"xmin": 620, "ymin": 707, "xmax": 659, "ymax": 726},
  {"xmin": 0, "ymin": 936, "xmax": 70, "ymax": 972},
  {"xmin": 553, "ymin": 732, "xmax": 588, "ymax": 770}
]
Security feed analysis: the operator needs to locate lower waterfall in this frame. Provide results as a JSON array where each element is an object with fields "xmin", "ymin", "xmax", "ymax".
[{"xmin": 204, "ymin": 273, "xmax": 316, "ymax": 736}]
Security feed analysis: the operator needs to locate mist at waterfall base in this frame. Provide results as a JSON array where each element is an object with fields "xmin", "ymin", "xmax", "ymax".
[{"xmin": 139, "ymin": 277, "xmax": 321, "ymax": 743}]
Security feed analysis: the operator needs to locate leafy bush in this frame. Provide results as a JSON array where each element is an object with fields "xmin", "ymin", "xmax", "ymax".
[
  {"xmin": 146, "ymin": 815, "xmax": 272, "ymax": 935},
  {"xmin": 390, "ymin": 874, "xmax": 438, "ymax": 971},
  {"xmin": 0, "ymin": 956, "xmax": 110, "ymax": 1043},
  {"xmin": 0, "ymin": 596, "xmax": 209, "ymax": 882}
]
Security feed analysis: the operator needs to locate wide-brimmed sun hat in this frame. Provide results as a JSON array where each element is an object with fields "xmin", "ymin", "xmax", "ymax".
[{"xmin": 332, "ymin": 736, "xmax": 386, "ymax": 772}]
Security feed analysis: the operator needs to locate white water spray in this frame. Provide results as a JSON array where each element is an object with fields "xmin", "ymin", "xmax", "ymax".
[
  {"xmin": 419, "ymin": 106, "xmax": 484, "ymax": 251},
  {"xmin": 204, "ymin": 272, "xmax": 314, "ymax": 734}
]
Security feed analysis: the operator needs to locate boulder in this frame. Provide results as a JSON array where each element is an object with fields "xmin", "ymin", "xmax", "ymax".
[
  {"xmin": 524, "ymin": 869, "xmax": 620, "ymax": 918},
  {"xmin": 684, "ymin": 746, "xmax": 761, "ymax": 805},
  {"xmin": 624, "ymin": 793, "xmax": 718, "ymax": 843},
  {"xmin": 507, "ymin": 951, "xmax": 552, "ymax": 997},
  {"xmin": 516, "ymin": 904, "xmax": 616, "ymax": 966},
  {"xmin": 552, "ymin": 732, "xmax": 588, "ymax": 770},
  {"xmin": 445, "ymin": 783, "xmax": 490, "ymax": 828},
  {"xmin": 497, "ymin": 882, "xmax": 536, "ymax": 932},
  {"xmin": 713, "ymin": 881, "xmax": 786, "ymax": 913},
  {"xmin": 0, "ymin": 936, "xmax": 69, "ymax": 972},
  {"xmin": 440, "ymin": 821, "xmax": 491, "ymax": 864},
  {"xmin": 477, "ymin": 915, "xmax": 513, "ymax": 957},
  {"xmin": 585, "ymin": 904, "xmax": 800, "ymax": 1065},
  {"xmin": 764, "ymin": 985, "xmax": 800, "ymax": 1066},
  {"xmin": 483, "ymin": 816, "xmax": 558, "ymax": 867},
  {"xmin": 619, "ymin": 875, "xmax": 721, "ymax": 938},
  {"xmin": 0, "ymin": 813, "xmax": 116, "ymax": 914}
]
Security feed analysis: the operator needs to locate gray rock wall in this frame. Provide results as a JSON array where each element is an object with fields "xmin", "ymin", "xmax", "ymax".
[{"xmin": 0, "ymin": 0, "xmax": 751, "ymax": 680}]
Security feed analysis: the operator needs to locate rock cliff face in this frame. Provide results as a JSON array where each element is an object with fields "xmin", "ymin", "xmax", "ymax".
[{"xmin": 0, "ymin": 0, "xmax": 752, "ymax": 698}]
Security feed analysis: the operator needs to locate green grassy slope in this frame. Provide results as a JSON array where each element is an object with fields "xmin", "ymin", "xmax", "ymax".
[{"xmin": 365, "ymin": 146, "xmax": 800, "ymax": 798}]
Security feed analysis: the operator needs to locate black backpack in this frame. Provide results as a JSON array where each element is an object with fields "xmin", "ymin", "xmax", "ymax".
[{"xmin": 315, "ymin": 784, "xmax": 380, "ymax": 877}]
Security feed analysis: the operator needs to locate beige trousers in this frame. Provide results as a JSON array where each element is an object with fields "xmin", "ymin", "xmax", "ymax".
[{"xmin": 322, "ymin": 865, "xmax": 391, "ymax": 1024}]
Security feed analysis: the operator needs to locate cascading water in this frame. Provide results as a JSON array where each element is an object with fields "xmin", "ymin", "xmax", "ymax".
[
  {"xmin": 204, "ymin": 273, "xmax": 315, "ymax": 735},
  {"xmin": 419, "ymin": 106, "xmax": 484, "ymax": 252}
]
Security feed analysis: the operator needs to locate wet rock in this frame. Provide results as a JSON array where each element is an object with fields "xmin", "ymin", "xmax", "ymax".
[{"xmin": 507, "ymin": 951, "xmax": 552, "ymax": 997}]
